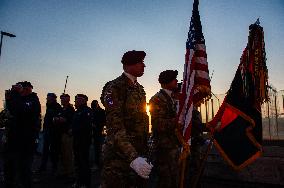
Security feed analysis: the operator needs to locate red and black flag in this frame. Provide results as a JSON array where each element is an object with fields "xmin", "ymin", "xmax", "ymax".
[{"xmin": 208, "ymin": 20, "xmax": 269, "ymax": 170}]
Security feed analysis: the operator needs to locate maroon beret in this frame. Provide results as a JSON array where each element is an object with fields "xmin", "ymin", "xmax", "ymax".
[
  {"xmin": 158, "ymin": 70, "xmax": 178, "ymax": 84},
  {"xmin": 121, "ymin": 50, "xmax": 146, "ymax": 65}
]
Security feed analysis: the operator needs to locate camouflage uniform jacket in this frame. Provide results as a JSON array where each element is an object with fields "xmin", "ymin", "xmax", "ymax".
[
  {"xmin": 149, "ymin": 89, "xmax": 180, "ymax": 188},
  {"xmin": 149, "ymin": 89, "xmax": 179, "ymax": 149},
  {"xmin": 101, "ymin": 73, "xmax": 149, "ymax": 163}
]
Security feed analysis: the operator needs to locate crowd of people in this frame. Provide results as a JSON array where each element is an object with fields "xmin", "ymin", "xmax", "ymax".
[
  {"xmin": 0, "ymin": 50, "xmax": 209, "ymax": 188},
  {"xmin": 0, "ymin": 83, "xmax": 106, "ymax": 188}
]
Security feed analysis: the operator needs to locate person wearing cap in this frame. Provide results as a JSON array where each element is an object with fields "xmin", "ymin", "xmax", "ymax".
[
  {"xmin": 53, "ymin": 93, "xmax": 75, "ymax": 178},
  {"xmin": 148, "ymin": 70, "xmax": 180, "ymax": 188},
  {"xmin": 39, "ymin": 93, "xmax": 62, "ymax": 173},
  {"xmin": 3, "ymin": 81, "xmax": 41, "ymax": 188},
  {"xmin": 100, "ymin": 50, "xmax": 152, "ymax": 187},
  {"xmin": 72, "ymin": 94, "xmax": 93, "ymax": 188}
]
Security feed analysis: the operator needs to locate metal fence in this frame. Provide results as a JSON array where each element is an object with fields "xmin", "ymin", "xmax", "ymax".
[
  {"xmin": 199, "ymin": 89, "xmax": 284, "ymax": 140},
  {"xmin": 1, "ymin": 89, "xmax": 283, "ymax": 140}
]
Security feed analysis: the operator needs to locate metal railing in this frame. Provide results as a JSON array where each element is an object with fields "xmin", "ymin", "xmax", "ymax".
[{"xmin": 199, "ymin": 89, "xmax": 284, "ymax": 140}]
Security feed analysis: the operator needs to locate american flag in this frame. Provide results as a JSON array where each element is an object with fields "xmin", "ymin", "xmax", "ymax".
[{"xmin": 177, "ymin": 0, "xmax": 211, "ymax": 143}]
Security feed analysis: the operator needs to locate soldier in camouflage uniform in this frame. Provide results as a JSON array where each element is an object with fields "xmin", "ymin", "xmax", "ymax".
[
  {"xmin": 100, "ymin": 50, "xmax": 152, "ymax": 188},
  {"xmin": 149, "ymin": 70, "xmax": 180, "ymax": 188}
]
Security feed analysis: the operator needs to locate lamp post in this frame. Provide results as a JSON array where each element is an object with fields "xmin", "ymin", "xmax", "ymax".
[{"xmin": 0, "ymin": 31, "xmax": 16, "ymax": 61}]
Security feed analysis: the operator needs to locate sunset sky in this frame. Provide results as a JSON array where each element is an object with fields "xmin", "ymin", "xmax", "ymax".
[{"xmin": 0, "ymin": 0, "xmax": 283, "ymax": 108}]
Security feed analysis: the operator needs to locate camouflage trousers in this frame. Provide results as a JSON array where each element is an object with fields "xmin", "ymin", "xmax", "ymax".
[
  {"xmin": 149, "ymin": 147, "xmax": 179, "ymax": 188},
  {"xmin": 101, "ymin": 159, "xmax": 148, "ymax": 188},
  {"xmin": 184, "ymin": 144, "xmax": 203, "ymax": 188}
]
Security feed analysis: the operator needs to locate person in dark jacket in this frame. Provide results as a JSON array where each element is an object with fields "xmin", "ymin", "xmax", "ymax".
[
  {"xmin": 3, "ymin": 81, "xmax": 41, "ymax": 188},
  {"xmin": 39, "ymin": 93, "xmax": 62, "ymax": 173},
  {"xmin": 53, "ymin": 93, "xmax": 75, "ymax": 177},
  {"xmin": 91, "ymin": 100, "xmax": 106, "ymax": 170},
  {"xmin": 72, "ymin": 94, "xmax": 93, "ymax": 188}
]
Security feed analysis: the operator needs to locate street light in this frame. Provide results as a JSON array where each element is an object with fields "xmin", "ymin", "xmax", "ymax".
[{"xmin": 0, "ymin": 31, "xmax": 16, "ymax": 61}]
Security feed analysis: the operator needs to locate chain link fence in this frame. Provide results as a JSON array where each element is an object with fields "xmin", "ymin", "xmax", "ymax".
[{"xmin": 199, "ymin": 89, "xmax": 284, "ymax": 140}]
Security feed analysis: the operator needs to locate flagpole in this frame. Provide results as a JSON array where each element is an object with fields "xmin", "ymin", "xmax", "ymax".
[
  {"xmin": 274, "ymin": 95, "xmax": 279, "ymax": 139},
  {"xmin": 179, "ymin": 159, "xmax": 186, "ymax": 188},
  {"xmin": 192, "ymin": 98, "xmax": 215, "ymax": 188},
  {"xmin": 267, "ymin": 101, "xmax": 271, "ymax": 140},
  {"xmin": 211, "ymin": 92, "xmax": 220, "ymax": 109},
  {"xmin": 63, "ymin": 75, "xmax": 69, "ymax": 94},
  {"xmin": 205, "ymin": 100, "xmax": 208, "ymax": 123},
  {"xmin": 191, "ymin": 133, "xmax": 214, "ymax": 188},
  {"xmin": 211, "ymin": 98, "xmax": 214, "ymax": 120}
]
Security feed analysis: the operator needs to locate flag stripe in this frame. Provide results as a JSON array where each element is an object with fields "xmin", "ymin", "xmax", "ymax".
[
  {"xmin": 195, "ymin": 57, "xmax": 208, "ymax": 66},
  {"xmin": 194, "ymin": 50, "xmax": 207, "ymax": 58},
  {"xmin": 177, "ymin": 0, "xmax": 211, "ymax": 143}
]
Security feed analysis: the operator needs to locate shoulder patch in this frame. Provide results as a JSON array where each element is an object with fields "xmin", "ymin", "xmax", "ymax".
[
  {"xmin": 103, "ymin": 88, "xmax": 118, "ymax": 108},
  {"xmin": 101, "ymin": 76, "xmax": 125, "ymax": 108},
  {"xmin": 104, "ymin": 90, "xmax": 113, "ymax": 106}
]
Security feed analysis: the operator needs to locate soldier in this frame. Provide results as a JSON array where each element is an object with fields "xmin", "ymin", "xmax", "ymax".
[
  {"xmin": 72, "ymin": 94, "xmax": 93, "ymax": 188},
  {"xmin": 40, "ymin": 93, "xmax": 62, "ymax": 173},
  {"xmin": 3, "ymin": 81, "xmax": 41, "ymax": 188},
  {"xmin": 53, "ymin": 93, "xmax": 75, "ymax": 178},
  {"xmin": 100, "ymin": 50, "xmax": 152, "ymax": 188},
  {"xmin": 148, "ymin": 70, "xmax": 180, "ymax": 188}
]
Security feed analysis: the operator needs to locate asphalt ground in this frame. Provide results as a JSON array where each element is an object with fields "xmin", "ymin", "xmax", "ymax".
[
  {"xmin": 0, "ymin": 147, "xmax": 102, "ymax": 188},
  {"xmin": 0, "ymin": 129, "xmax": 102, "ymax": 188}
]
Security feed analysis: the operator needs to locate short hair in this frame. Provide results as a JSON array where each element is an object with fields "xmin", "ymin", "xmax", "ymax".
[
  {"xmin": 47, "ymin": 93, "xmax": 57, "ymax": 98},
  {"xmin": 75, "ymin": 94, "xmax": 88, "ymax": 101},
  {"xmin": 60, "ymin": 93, "xmax": 70, "ymax": 99}
]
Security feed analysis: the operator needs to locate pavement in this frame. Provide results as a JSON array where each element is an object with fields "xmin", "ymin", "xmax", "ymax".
[{"xmin": 0, "ymin": 152, "xmax": 101, "ymax": 188}]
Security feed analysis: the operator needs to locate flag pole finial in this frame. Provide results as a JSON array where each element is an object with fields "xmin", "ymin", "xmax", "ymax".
[{"xmin": 255, "ymin": 18, "xmax": 260, "ymax": 25}]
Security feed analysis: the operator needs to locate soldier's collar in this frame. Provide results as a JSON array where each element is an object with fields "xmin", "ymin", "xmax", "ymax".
[
  {"xmin": 123, "ymin": 72, "xmax": 137, "ymax": 84},
  {"xmin": 162, "ymin": 89, "xmax": 173, "ymax": 98}
]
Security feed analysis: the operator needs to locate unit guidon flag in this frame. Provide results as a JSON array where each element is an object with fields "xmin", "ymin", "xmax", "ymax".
[{"xmin": 208, "ymin": 21, "xmax": 268, "ymax": 170}]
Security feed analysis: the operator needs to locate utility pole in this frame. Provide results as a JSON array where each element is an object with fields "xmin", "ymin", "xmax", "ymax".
[{"xmin": 0, "ymin": 31, "xmax": 16, "ymax": 61}]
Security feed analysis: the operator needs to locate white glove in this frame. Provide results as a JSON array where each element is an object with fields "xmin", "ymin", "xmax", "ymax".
[{"xmin": 130, "ymin": 157, "xmax": 153, "ymax": 179}]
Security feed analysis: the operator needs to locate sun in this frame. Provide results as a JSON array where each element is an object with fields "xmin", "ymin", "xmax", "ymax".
[{"xmin": 146, "ymin": 104, "xmax": 150, "ymax": 114}]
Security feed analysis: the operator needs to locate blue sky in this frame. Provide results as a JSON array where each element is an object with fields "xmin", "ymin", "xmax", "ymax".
[{"xmin": 0, "ymin": 0, "xmax": 283, "ymax": 107}]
